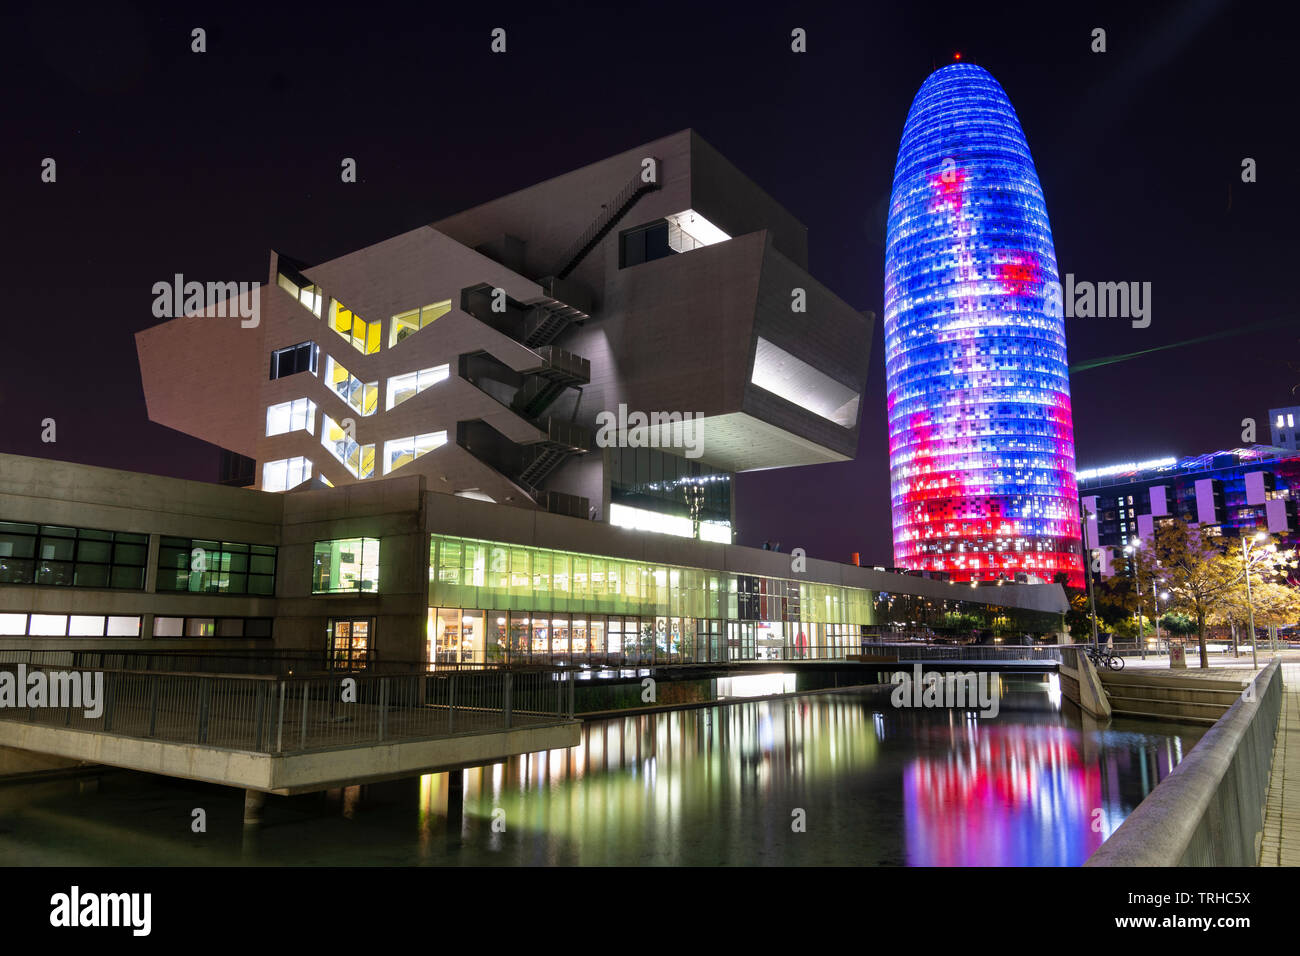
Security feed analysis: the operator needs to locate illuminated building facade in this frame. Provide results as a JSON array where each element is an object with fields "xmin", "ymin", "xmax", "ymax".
[
  {"xmin": 0, "ymin": 453, "xmax": 1068, "ymax": 660},
  {"xmin": 0, "ymin": 133, "xmax": 1073, "ymax": 664},
  {"xmin": 884, "ymin": 63, "xmax": 1083, "ymax": 587},
  {"xmin": 136, "ymin": 130, "xmax": 872, "ymax": 545},
  {"xmin": 1079, "ymin": 421, "xmax": 1300, "ymax": 576}
]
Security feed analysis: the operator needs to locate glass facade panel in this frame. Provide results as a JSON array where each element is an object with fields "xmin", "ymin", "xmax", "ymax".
[
  {"xmin": 0, "ymin": 523, "xmax": 147, "ymax": 590},
  {"xmin": 262, "ymin": 457, "xmax": 312, "ymax": 492},
  {"xmin": 389, "ymin": 299, "xmax": 452, "ymax": 347},
  {"xmin": 424, "ymin": 534, "xmax": 1060, "ymax": 663},
  {"xmin": 313, "ymin": 538, "xmax": 380, "ymax": 593},
  {"xmin": 885, "ymin": 63, "xmax": 1083, "ymax": 587},
  {"xmin": 157, "ymin": 538, "xmax": 276, "ymax": 596}
]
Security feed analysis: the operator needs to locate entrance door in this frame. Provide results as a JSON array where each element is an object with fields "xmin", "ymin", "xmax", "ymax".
[
  {"xmin": 728, "ymin": 622, "xmax": 757, "ymax": 661},
  {"xmin": 329, "ymin": 617, "xmax": 373, "ymax": 670}
]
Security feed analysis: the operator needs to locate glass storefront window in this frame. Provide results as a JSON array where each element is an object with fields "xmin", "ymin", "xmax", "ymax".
[
  {"xmin": 551, "ymin": 615, "xmax": 570, "ymax": 658},
  {"xmin": 509, "ymin": 613, "xmax": 530, "ymax": 661},
  {"xmin": 434, "ymin": 608, "xmax": 460, "ymax": 664},
  {"xmin": 460, "ymin": 610, "xmax": 485, "ymax": 664},
  {"xmin": 424, "ymin": 534, "xmax": 1061, "ymax": 662},
  {"xmin": 489, "ymin": 615, "xmax": 507, "ymax": 663}
]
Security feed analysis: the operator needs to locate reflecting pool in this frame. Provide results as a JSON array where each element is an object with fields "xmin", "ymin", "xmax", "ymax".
[{"xmin": 0, "ymin": 674, "xmax": 1204, "ymax": 866}]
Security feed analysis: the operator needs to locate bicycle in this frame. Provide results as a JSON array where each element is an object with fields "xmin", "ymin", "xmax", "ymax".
[{"xmin": 1083, "ymin": 644, "xmax": 1125, "ymax": 671}]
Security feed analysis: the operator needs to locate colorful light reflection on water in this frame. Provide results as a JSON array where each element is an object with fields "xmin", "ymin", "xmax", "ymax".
[{"xmin": 0, "ymin": 675, "xmax": 1202, "ymax": 866}]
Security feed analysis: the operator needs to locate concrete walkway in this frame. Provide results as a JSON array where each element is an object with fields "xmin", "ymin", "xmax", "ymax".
[{"xmin": 1260, "ymin": 661, "xmax": 1300, "ymax": 867}]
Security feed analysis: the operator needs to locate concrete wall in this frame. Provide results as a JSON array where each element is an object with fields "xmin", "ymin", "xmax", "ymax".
[
  {"xmin": 0, "ymin": 453, "xmax": 282, "ymax": 645},
  {"xmin": 1086, "ymin": 660, "xmax": 1282, "ymax": 867},
  {"xmin": 277, "ymin": 476, "xmax": 428, "ymax": 661}
]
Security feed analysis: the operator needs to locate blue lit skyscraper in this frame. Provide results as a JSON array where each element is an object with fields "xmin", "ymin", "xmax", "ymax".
[{"xmin": 884, "ymin": 62, "xmax": 1083, "ymax": 587}]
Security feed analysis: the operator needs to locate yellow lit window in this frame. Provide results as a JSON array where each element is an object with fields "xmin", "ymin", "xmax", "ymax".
[{"xmin": 389, "ymin": 299, "xmax": 451, "ymax": 347}]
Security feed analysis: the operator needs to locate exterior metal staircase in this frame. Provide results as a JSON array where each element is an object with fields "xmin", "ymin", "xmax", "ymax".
[{"xmin": 553, "ymin": 160, "xmax": 662, "ymax": 280}]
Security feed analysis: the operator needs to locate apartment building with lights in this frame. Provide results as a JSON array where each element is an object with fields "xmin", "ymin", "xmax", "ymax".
[
  {"xmin": 0, "ymin": 132, "xmax": 1070, "ymax": 665},
  {"xmin": 1079, "ymin": 406, "xmax": 1300, "ymax": 577}
]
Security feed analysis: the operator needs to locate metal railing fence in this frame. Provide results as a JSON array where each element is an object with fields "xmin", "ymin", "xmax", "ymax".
[{"xmin": 0, "ymin": 663, "xmax": 574, "ymax": 755}]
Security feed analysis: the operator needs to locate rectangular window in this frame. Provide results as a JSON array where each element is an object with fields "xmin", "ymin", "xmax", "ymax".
[
  {"xmin": 69, "ymin": 615, "xmax": 106, "ymax": 636},
  {"xmin": 29, "ymin": 614, "xmax": 69, "ymax": 636},
  {"xmin": 265, "ymin": 397, "xmax": 317, "ymax": 437},
  {"xmin": 156, "ymin": 538, "xmax": 277, "ymax": 596},
  {"xmin": 269, "ymin": 341, "xmax": 319, "ymax": 379},
  {"xmin": 313, "ymin": 538, "xmax": 380, "ymax": 594},
  {"xmin": 107, "ymin": 616, "xmax": 142, "ymax": 637},
  {"xmin": 262, "ymin": 457, "xmax": 312, "ymax": 492},
  {"xmin": 386, "ymin": 364, "xmax": 450, "ymax": 410},
  {"xmin": 619, "ymin": 220, "xmax": 673, "ymax": 268},
  {"xmin": 0, "ymin": 523, "xmax": 146, "ymax": 590}
]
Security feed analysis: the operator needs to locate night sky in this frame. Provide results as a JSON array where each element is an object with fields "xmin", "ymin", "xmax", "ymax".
[{"xmin": 2, "ymin": 0, "xmax": 1295, "ymax": 565}]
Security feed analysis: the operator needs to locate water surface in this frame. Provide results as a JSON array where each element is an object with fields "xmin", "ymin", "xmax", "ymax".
[{"xmin": 0, "ymin": 675, "xmax": 1203, "ymax": 866}]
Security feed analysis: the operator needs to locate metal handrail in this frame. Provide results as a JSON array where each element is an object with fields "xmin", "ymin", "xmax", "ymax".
[
  {"xmin": 554, "ymin": 165, "xmax": 660, "ymax": 279},
  {"xmin": 0, "ymin": 663, "xmax": 575, "ymax": 755}
]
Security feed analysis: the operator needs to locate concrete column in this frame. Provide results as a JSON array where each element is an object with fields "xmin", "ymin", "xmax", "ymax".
[
  {"xmin": 243, "ymin": 788, "xmax": 266, "ymax": 826},
  {"xmin": 143, "ymin": 533, "xmax": 161, "ymax": 593}
]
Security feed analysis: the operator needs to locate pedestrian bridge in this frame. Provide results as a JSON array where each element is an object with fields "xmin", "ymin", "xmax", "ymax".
[{"xmin": 0, "ymin": 660, "xmax": 579, "ymax": 798}]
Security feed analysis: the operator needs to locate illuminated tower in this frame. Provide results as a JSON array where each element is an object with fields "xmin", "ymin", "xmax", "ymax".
[{"xmin": 884, "ymin": 62, "xmax": 1083, "ymax": 587}]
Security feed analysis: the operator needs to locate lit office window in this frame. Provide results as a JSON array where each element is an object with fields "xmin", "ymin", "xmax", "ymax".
[
  {"xmin": 386, "ymin": 364, "xmax": 450, "ymax": 410},
  {"xmin": 324, "ymin": 356, "xmax": 378, "ymax": 416},
  {"xmin": 321, "ymin": 415, "xmax": 375, "ymax": 479},
  {"xmin": 330, "ymin": 300, "xmax": 380, "ymax": 354},
  {"xmin": 299, "ymin": 284, "xmax": 323, "ymax": 317},
  {"xmin": 389, "ymin": 300, "xmax": 451, "ymax": 347},
  {"xmin": 68, "ymin": 615, "xmax": 106, "ymax": 636},
  {"xmin": 383, "ymin": 431, "xmax": 447, "ymax": 474},
  {"xmin": 265, "ymin": 398, "xmax": 317, "ymax": 437},
  {"xmin": 29, "ymin": 614, "xmax": 69, "ymax": 636},
  {"xmin": 312, "ymin": 538, "xmax": 380, "ymax": 593},
  {"xmin": 276, "ymin": 272, "xmax": 298, "ymax": 298},
  {"xmin": 262, "ymin": 457, "xmax": 312, "ymax": 492},
  {"xmin": 276, "ymin": 274, "xmax": 322, "ymax": 317},
  {"xmin": 107, "ymin": 616, "xmax": 142, "ymax": 637},
  {"xmin": 609, "ymin": 503, "xmax": 732, "ymax": 542}
]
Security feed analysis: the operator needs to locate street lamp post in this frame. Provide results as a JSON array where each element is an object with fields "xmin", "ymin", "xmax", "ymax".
[
  {"xmin": 1080, "ymin": 497, "xmax": 1100, "ymax": 648},
  {"xmin": 1125, "ymin": 539, "xmax": 1146, "ymax": 661},
  {"xmin": 1241, "ymin": 532, "xmax": 1267, "ymax": 669},
  {"xmin": 1152, "ymin": 579, "xmax": 1162, "ymax": 654}
]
